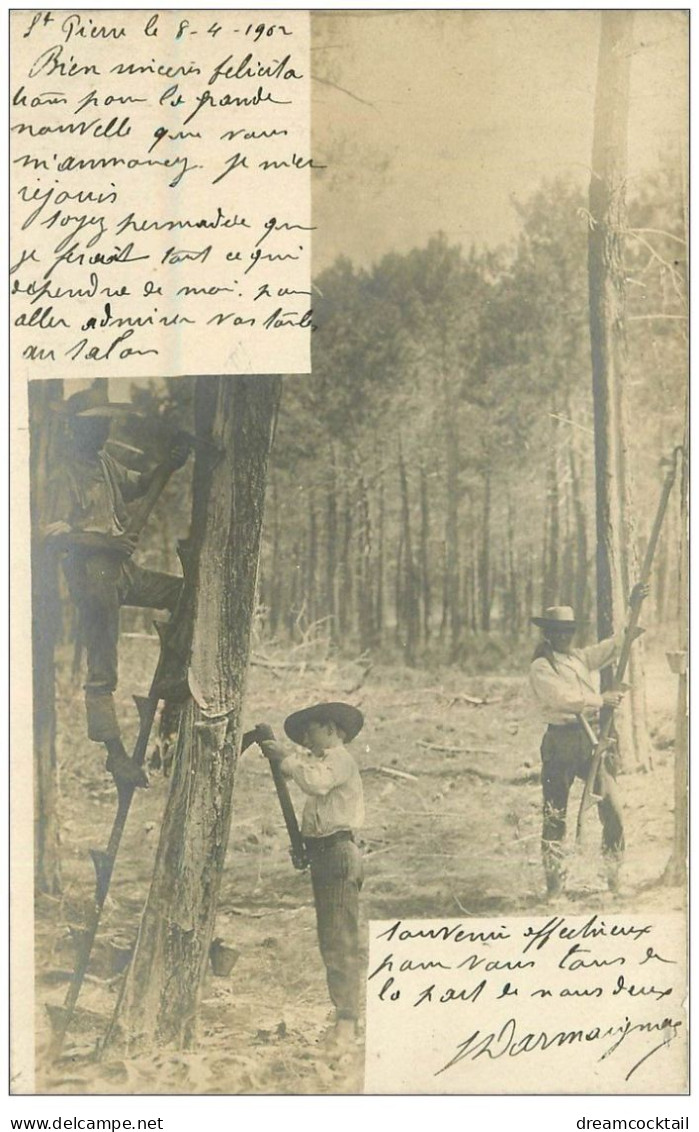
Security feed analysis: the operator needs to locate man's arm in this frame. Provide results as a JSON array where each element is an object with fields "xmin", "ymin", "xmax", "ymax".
[
  {"xmin": 278, "ymin": 748, "xmax": 353, "ymax": 797},
  {"xmin": 140, "ymin": 437, "xmax": 192, "ymax": 496},
  {"xmin": 579, "ymin": 584, "xmax": 649, "ymax": 670},
  {"xmin": 577, "ymin": 635, "xmax": 620, "ymax": 671},
  {"xmin": 256, "ymin": 723, "xmax": 353, "ymax": 797}
]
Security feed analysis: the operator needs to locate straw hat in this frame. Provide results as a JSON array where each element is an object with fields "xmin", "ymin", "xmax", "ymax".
[
  {"xmin": 531, "ymin": 606, "xmax": 585, "ymax": 630},
  {"xmin": 53, "ymin": 387, "xmax": 140, "ymax": 418},
  {"xmin": 284, "ymin": 702, "xmax": 364, "ymax": 746}
]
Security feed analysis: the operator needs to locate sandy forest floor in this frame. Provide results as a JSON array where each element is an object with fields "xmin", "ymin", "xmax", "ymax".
[{"xmin": 33, "ymin": 630, "xmax": 684, "ymax": 1095}]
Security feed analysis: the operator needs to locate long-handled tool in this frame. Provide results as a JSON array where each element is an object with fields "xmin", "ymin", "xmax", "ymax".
[
  {"xmin": 253, "ymin": 727, "xmax": 308, "ymax": 870},
  {"xmin": 576, "ymin": 446, "xmax": 683, "ymax": 840},
  {"xmin": 267, "ymin": 758, "xmax": 309, "ymax": 871}
]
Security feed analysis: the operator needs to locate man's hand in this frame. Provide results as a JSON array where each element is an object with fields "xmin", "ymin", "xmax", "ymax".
[
  {"xmin": 255, "ymin": 724, "xmax": 287, "ymax": 764},
  {"xmin": 165, "ymin": 434, "xmax": 192, "ymax": 471},
  {"xmin": 629, "ymin": 581, "xmax": 650, "ymax": 607},
  {"xmin": 111, "ymin": 532, "xmax": 138, "ymax": 557},
  {"xmin": 602, "ymin": 689, "xmax": 626, "ymax": 708},
  {"xmin": 44, "ymin": 520, "xmax": 71, "ymax": 539}
]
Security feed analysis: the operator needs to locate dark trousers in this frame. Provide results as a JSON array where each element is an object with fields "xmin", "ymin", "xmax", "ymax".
[
  {"xmin": 307, "ymin": 834, "xmax": 363, "ymax": 1022},
  {"xmin": 63, "ymin": 552, "xmax": 182, "ymax": 742},
  {"xmin": 541, "ymin": 724, "xmax": 625, "ymax": 888}
]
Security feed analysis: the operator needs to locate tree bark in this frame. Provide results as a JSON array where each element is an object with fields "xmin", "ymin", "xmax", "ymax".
[
  {"xmin": 375, "ymin": 465, "xmax": 385, "ymax": 640},
  {"xmin": 268, "ymin": 476, "xmax": 282, "ymax": 637},
  {"xmin": 505, "ymin": 491, "xmax": 519, "ymax": 634},
  {"xmin": 479, "ymin": 470, "xmax": 492, "ymax": 632},
  {"xmin": 339, "ymin": 489, "xmax": 353, "ymax": 639},
  {"xmin": 588, "ymin": 10, "xmax": 639, "ymax": 764},
  {"xmin": 542, "ymin": 412, "xmax": 560, "ymax": 608},
  {"xmin": 106, "ymin": 374, "xmax": 280, "ymax": 1052},
  {"xmin": 325, "ymin": 449, "xmax": 338, "ymax": 643},
  {"xmin": 397, "ymin": 438, "xmax": 418, "ymax": 664},
  {"xmin": 356, "ymin": 468, "xmax": 374, "ymax": 651},
  {"xmin": 662, "ymin": 417, "xmax": 688, "ymax": 885},
  {"xmin": 29, "ymin": 380, "xmax": 63, "ymax": 897},
  {"xmin": 419, "ymin": 463, "xmax": 432, "ymax": 642},
  {"xmin": 442, "ymin": 376, "xmax": 461, "ymax": 649},
  {"xmin": 568, "ymin": 431, "xmax": 590, "ymax": 642}
]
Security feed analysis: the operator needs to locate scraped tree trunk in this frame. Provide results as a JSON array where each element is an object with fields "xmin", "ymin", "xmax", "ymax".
[
  {"xmin": 588, "ymin": 10, "xmax": 642, "ymax": 766},
  {"xmin": 29, "ymin": 380, "xmax": 63, "ymax": 897},
  {"xmin": 106, "ymin": 374, "xmax": 280, "ymax": 1052},
  {"xmin": 662, "ymin": 416, "xmax": 688, "ymax": 886}
]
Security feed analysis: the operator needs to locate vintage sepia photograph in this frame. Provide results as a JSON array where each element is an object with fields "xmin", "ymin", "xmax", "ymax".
[{"xmin": 11, "ymin": 8, "xmax": 688, "ymax": 1098}]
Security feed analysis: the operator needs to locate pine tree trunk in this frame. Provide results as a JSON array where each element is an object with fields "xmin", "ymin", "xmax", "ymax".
[
  {"xmin": 106, "ymin": 374, "xmax": 280, "ymax": 1052},
  {"xmin": 269, "ymin": 477, "xmax": 281, "ymax": 637},
  {"xmin": 568, "ymin": 435, "xmax": 590, "ymax": 643},
  {"xmin": 439, "ymin": 537, "xmax": 448, "ymax": 641},
  {"xmin": 543, "ymin": 412, "xmax": 560, "ymax": 608},
  {"xmin": 662, "ymin": 421, "xmax": 688, "ymax": 886},
  {"xmin": 289, "ymin": 540, "xmax": 301, "ymax": 639},
  {"xmin": 479, "ymin": 470, "xmax": 492, "ymax": 632},
  {"xmin": 29, "ymin": 380, "xmax": 63, "ymax": 897},
  {"xmin": 524, "ymin": 547, "xmax": 535, "ymax": 627},
  {"xmin": 375, "ymin": 466, "xmax": 385, "ymax": 640},
  {"xmin": 419, "ymin": 463, "xmax": 432, "ymax": 642},
  {"xmin": 306, "ymin": 491, "xmax": 318, "ymax": 630},
  {"xmin": 588, "ymin": 10, "xmax": 639, "ymax": 765},
  {"xmin": 397, "ymin": 439, "xmax": 418, "ymax": 664},
  {"xmin": 339, "ymin": 490, "xmax": 352, "ymax": 639},
  {"xmin": 357, "ymin": 469, "xmax": 374, "ymax": 652},
  {"xmin": 325, "ymin": 449, "xmax": 338, "ymax": 643},
  {"xmin": 506, "ymin": 491, "xmax": 519, "ymax": 635},
  {"xmin": 443, "ymin": 380, "xmax": 461, "ymax": 649}
]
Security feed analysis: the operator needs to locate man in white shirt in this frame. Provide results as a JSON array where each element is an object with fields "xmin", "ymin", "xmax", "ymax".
[
  {"xmin": 529, "ymin": 589, "xmax": 646, "ymax": 898},
  {"xmin": 258, "ymin": 701, "xmax": 365, "ymax": 1049}
]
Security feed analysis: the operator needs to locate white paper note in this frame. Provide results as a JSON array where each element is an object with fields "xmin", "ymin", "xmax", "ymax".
[
  {"xmin": 10, "ymin": 9, "xmax": 312, "ymax": 380},
  {"xmin": 365, "ymin": 914, "xmax": 687, "ymax": 1094}
]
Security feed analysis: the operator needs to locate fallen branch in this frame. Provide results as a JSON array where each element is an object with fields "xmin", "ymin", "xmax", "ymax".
[
  {"xmin": 460, "ymin": 767, "xmax": 500, "ymax": 783},
  {"xmin": 416, "ymin": 741, "xmax": 499, "ymax": 755},
  {"xmin": 362, "ymin": 765, "xmax": 419, "ymax": 783},
  {"xmin": 251, "ymin": 655, "xmax": 326, "ymax": 672},
  {"xmin": 435, "ymin": 692, "xmax": 503, "ymax": 708}
]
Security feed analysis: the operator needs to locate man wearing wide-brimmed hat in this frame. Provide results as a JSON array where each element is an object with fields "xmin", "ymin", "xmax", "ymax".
[
  {"xmin": 529, "ymin": 591, "xmax": 646, "ymax": 898},
  {"xmin": 256, "ymin": 702, "xmax": 365, "ymax": 1049},
  {"xmin": 43, "ymin": 386, "xmax": 190, "ymax": 787}
]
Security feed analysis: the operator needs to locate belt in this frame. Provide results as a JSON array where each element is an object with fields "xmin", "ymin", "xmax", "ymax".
[
  {"xmin": 304, "ymin": 830, "xmax": 354, "ymax": 853},
  {"xmin": 547, "ymin": 717, "xmax": 599, "ymax": 732}
]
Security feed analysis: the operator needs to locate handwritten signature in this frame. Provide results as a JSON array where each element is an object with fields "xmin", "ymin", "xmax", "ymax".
[{"xmin": 434, "ymin": 1015, "xmax": 683, "ymax": 1082}]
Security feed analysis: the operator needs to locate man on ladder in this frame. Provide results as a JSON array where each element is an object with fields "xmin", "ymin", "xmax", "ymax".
[
  {"xmin": 43, "ymin": 386, "xmax": 190, "ymax": 788},
  {"xmin": 529, "ymin": 583, "xmax": 648, "ymax": 898}
]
